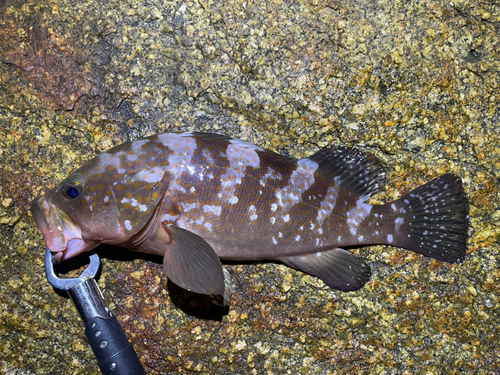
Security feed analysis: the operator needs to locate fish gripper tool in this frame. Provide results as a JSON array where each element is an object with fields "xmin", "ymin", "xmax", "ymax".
[{"xmin": 45, "ymin": 248, "xmax": 146, "ymax": 375}]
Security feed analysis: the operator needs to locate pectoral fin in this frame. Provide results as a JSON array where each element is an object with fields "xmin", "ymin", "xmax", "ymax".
[
  {"xmin": 209, "ymin": 266, "xmax": 234, "ymax": 307},
  {"xmin": 279, "ymin": 248, "xmax": 371, "ymax": 292},
  {"xmin": 163, "ymin": 225, "xmax": 226, "ymax": 297}
]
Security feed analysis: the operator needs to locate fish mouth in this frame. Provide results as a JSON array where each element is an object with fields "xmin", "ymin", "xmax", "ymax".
[{"xmin": 30, "ymin": 197, "xmax": 98, "ymax": 263}]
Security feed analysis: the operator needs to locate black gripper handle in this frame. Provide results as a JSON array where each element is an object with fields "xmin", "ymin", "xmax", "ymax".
[{"xmin": 85, "ymin": 315, "xmax": 145, "ymax": 375}]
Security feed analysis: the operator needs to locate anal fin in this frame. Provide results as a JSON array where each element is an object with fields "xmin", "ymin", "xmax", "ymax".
[{"xmin": 279, "ymin": 248, "xmax": 371, "ymax": 292}]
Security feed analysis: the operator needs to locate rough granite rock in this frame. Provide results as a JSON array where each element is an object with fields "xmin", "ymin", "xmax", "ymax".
[{"xmin": 1, "ymin": 0, "xmax": 499, "ymax": 374}]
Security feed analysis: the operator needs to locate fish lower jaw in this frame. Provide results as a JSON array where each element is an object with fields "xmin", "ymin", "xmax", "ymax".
[
  {"xmin": 51, "ymin": 251, "xmax": 65, "ymax": 263},
  {"xmin": 49, "ymin": 238, "xmax": 100, "ymax": 263}
]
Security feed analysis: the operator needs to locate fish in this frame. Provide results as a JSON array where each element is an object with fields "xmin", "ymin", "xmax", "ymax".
[{"xmin": 31, "ymin": 132, "xmax": 469, "ymax": 302}]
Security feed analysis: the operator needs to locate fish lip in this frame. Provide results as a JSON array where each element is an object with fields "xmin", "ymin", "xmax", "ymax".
[
  {"xmin": 30, "ymin": 196, "xmax": 66, "ymax": 251},
  {"xmin": 31, "ymin": 196, "xmax": 92, "ymax": 262},
  {"xmin": 53, "ymin": 238, "xmax": 100, "ymax": 263},
  {"xmin": 51, "ymin": 250, "xmax": 64, "ymax": 263},
  {"xmin": 30, "ymin": 197, "xmax": 50, "ymax": 240}
]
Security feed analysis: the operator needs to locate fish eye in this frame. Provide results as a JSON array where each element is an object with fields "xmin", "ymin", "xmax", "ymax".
[{"xmin": 61, "ymin": 177, "xmax": 84, "ymax": 199}]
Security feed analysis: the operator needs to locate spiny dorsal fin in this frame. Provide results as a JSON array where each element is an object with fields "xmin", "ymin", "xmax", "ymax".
[{"xmin": 308, "ymin": 147, "xmax": 385, "ymax": 201}]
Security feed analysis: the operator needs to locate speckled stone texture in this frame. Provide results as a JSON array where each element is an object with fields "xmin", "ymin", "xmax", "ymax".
[{"xmin": 1, "ymin": 0, "xmax": 499, "ymax": 373}]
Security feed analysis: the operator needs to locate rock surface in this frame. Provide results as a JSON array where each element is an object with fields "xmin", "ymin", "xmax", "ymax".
[{"xmin": 1, "ymin": 0, "xmax": 499, "ymax": 373}]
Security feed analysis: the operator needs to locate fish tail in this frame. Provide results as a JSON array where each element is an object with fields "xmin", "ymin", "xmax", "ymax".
[{"xmin": 391, "ymin": 174, "xmax": 469, "ymax": 263}]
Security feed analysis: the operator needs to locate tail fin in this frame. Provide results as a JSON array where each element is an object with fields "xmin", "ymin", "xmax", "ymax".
[{"xmin": 392, "ymin": 174, "xmax": 469, "ymax": 263}]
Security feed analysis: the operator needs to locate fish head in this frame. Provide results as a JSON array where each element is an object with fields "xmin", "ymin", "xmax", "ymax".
[
  {"xmin": 31, "ymin": 140, "xmax": 173, "ymax": 262},
  {"xmin": 30, "ymin": 171, "xmax": 118, "ymax": 262}
]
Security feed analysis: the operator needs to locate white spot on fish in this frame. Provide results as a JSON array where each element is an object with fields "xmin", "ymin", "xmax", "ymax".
[
  {"xmin": 190, "ymin": 186, "xmax": 196, "ymax": 193},
  {"xmin": 122, "ymin": 197, "xmax": 148, "ymax": 212},
  {"xmin": 248, "ymin": 205, "xmax": 258, "ymax": 221},
  {"xmin": 159, "ymin": 133, "xmax": 197, "ymax": 171},
  {"xmin": 93, "ymin": 152, "xmax": 128, "ymax": 175},
  {"xmin": 278, "ymin": 232, "xmax": 283, "ymax": 238},
  {"xmin": 316, "ymin": 186, "xmax": 338, "ymax": 225},
  {"xmin": 298, "ymin": 157, "xmax": 319, "ymax": 172},
  {"xmin": 272, "ymin": 236, "xmax": 278, "ymax": 245},
  {"xmin": 270, "ymin": 217, "xmax": 276, "ymax": 225},
  {"xmin": 130, "ymin": 139, "xmax": 150, "ymax": 152},
  {"xmin": 202, "ymin": 205, "xmax": 222, "ymax": 216},
  {"xmin": 229, "ymin": 138, "xmax": 266, "ymax": 151},
  {"xmin": 273, "ymin": 158, "xmax": 318, "ymax": 212},
  {"xmin": 125, "ymin": 220, "xmax": 132, "ymax": 231},
  {"xmin": 295, "ymin": 235, "xmax": 301, "ymax": 242},
  {"xmin": 259, "ymin": 168, "xmax": 281, "ymax": 189},
  {"xmin": 346, "ymin": 200, "xmax": 372, "ymax": 236},
  {"xmin": 221, "ymin": 177, "xmax": 232, "ymax": 189},
  {"xmin": 271, "ymin": 203, "xmax": 277, "ymax": 212},
  {"xmin": 103, "ymin": 196, "xmax": 109, "ymax": 203},
  {"xmin": 220, "ymin": 140, "xmax": 261, "ymax": 205},
  {"xmin": 204, "ymin": 222, "xmax": 213, "ymax": 232},
  {"xmin": 316, "ymin": 210, "xmax": 326, "ymax": 223},
  {"xmin": 391, "ymin": 203, "xmax": 397, "ymax": 211},
  {"xmin": 395, "ymin": 217, "xmax": 404, "ymax": 232},
  {"xmin": 358, "ymin": 235, "xmax": 364, "ymax": 241},
  {"xmin": 283, "ymin": 214, "xmax": 290, "ymax": 223},
  {"xmin": 133, "ymin": 168, "xmax": 165, "ymax": 184},
  {"xmin": 316, "ymin": 252, "xmax": 321, "ymax": 257},
  {"xmin": 180, "ymin": 202, "xmax": 198, "ymax": 212},
  {"xmin": 158, "ymin": 132, "xmax": 193, "ymax": 147},
  {"xmin": 387, "ymin": 234, "xmax": 393, "ymax": 243},
  {"xmin": 161, "ymin": 213, "xmax": 179, "ymax": 222},
  {"xmin": 174, "ymin": 184, "xmax": 187, "ymax": 194}
]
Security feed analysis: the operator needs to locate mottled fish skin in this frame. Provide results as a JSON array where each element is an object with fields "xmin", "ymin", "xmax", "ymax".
[
  {"xmin": 31, "ymin": 132, "xmax": 469, "ymax": 297},
  {"xmin": 144, "ymin": 134, "xmax": 393, "ymax": 257}
]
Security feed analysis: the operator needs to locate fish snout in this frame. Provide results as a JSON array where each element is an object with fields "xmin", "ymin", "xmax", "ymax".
[
  {"xmin": 31, "ymin": 197, "xmax": 67, "ymax": 252},
  {"xmin": 31, "ymin": 196, "xmax": 88, "ymax": 259},
  {"xmin": 30, "ymin": 197, "xmax": 49, "ymax": 237}
]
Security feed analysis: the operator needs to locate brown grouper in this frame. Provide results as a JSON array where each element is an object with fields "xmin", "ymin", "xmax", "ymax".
[{"xmin": 31, "ymin": 132, "xmax": 468, "ymax": 301}]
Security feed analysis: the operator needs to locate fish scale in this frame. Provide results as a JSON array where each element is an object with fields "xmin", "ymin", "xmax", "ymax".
[{"xmin": 31, "ymin": 132, "xmax": 469, "ymax": 299}]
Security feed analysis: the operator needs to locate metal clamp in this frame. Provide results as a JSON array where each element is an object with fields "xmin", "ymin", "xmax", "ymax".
[{"xmin": 45, "ymin": 249, "xmax": 145, "ymax": 375}]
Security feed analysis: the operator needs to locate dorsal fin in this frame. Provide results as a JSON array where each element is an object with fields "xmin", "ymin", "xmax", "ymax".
[{"xmin": 308, "ymin": 147, "xmax": 385, "ymax": 201}]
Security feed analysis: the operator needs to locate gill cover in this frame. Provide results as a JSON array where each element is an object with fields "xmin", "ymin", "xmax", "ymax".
[{"xmin": 47, "ymin": 173, "xmax": 124, "ymax": 242}]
